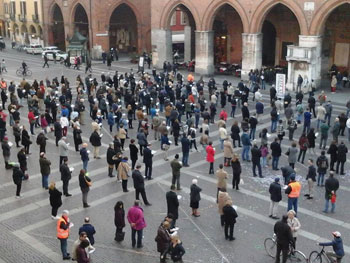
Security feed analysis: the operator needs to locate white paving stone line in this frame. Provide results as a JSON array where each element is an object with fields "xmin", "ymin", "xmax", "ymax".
[
  {"xmin": 158, "ymin": 179, "xmax": 350, "ymax": 255},
  {"xmin": 183, "ymin": 170, "xmax": 350, "ymax": 236}
]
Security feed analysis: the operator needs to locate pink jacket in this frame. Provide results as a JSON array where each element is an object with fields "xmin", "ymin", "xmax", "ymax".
[
  {"xmin": 260, "ymin": 146, "xmax": 269, "ymax": 157},
  {"xmin": 127, "ymin": 206, "xmax": 146, "ymax": 230},
  {"xmin": 41, "ymin": 117, "xmax": 48, "ymax": 128},
  {"xmin": 206, "ymin": 145, "xmax": 215, "ymax": 163}
]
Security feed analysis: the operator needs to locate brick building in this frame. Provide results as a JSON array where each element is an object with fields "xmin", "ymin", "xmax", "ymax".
[{"xmin": 44, "ymin": 0, "xmax": 350, "ymax": 89}]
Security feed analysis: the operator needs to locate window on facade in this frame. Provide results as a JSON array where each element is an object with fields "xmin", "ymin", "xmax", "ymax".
[
  {"xmin": 34, "ymin": 1, "xmax": 38, "ymax": 15},
  {"xmin": 4, "ymin": 3, "xmax": 9, "ymax": 14},
  {"xmin": 20, "ymin": 1, "xmax": 26, "ymax": 15},
  {"xmin": 170, "ymin": 12, "xmax": 176, "ymax": 26},
  {"xmin": 181, "ymin": 11, "xmax": 187, "ymax": 25},
  {"xmin": 10, "ymin": 1, "xmax": 16, "ymax": 15}
]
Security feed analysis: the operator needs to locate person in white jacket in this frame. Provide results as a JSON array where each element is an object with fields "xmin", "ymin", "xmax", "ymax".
[
  {"xmin": 219, "ymin": 125, "xmax": 227, "ymax": 150},
  {"xmin": 287, "ymin": 210, "xmax": 301, "ymax": 249}
]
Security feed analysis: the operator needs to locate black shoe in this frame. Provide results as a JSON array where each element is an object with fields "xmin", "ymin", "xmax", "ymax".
[
  {"xmin": 65, "ymin": 194, "xmax": 72, "ymax": 197},
  {"xmin": 145, "ymin": 203, "xmax": 152, "ymax": 206},
  {"xmin": 123, "ymin": 190, "xmax": 129, "ymax": 192},
  {"xmin": 253, "ymin": 175, "xmax": 257, "ymax": 177},
  {"xmin": 307, "ymin": 196, "xmax": 313, "ymax": 199},
  {"xmin": 304, "ymin": 194, "xmax": 310, "ymax": 197},
  {"xmin": 229, "ymin": 237, "xmax": 235, "ymax": 241},
  {"xmin": 269, "ymin": 215, "xmax": 273, "ymax": 218},
  {"xmin": 259, "ymin": 176, "xmax": 264, "ymax": 178},
  {"xmin": 137, "ymin": 245, "xmax": 143, "ymax": 248},
  {"xmin": 83, "ymin": 204, "xmax": 90, "ymax": 208},
  {"xmin": 271, "ymin": 216, "xmax": 280, "ymax": 220},
  {"xmin": 148, "ymin": 178, "xmax": 153, "ymax": 180},
  {"xmin": 63, "ymin": 256, "xmax": 71, "ymax": 260}
]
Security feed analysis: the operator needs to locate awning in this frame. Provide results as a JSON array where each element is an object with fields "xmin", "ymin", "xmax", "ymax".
[{"xmin": 172, "ymin": 34, "xmax": 184, "ymax": 44}]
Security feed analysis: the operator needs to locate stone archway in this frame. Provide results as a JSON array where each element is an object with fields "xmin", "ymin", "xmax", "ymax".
[
  {"xmin": 51, "ymin": 4, "xmax": 65, "ymax": 50},
  {"xmin": 72, "ymin": 3, "xmax": 89, "ymax": 49}
]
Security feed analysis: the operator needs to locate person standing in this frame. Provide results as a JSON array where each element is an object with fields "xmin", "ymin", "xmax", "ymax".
[
  {"xmin": 129, "ymin": 139, "xmax": 138, "ymax": 170},
  {"xmin": 156, "ymin": 221, "xmax": 171, "ymax": 263},
  {"xmin": 206, "ymin": 141, "xmax": 215, "ymax": 174},
  {"xmin": 12, "ymin": 163, "xmax": 24, "ymax": 198},
  {"xmin": 323, "ymin": 171, "xmax": 339, "ymax": 213},
  {"xmin": 127, "ymin": 200, "xmax": 147, "ymax": 248},
  {"xmin": 285, "ymin": 175, "xmax": 301, "ymax": 215},
  {"xmin": 114, "ymin": 201, "xmax": 126, "ymax": 242},
  {"xmin": 60, "ymin": 158, "xmax": 72, "ymax": 197},
  {"xmin": 251, "ymin": 143, "xmax": 263, "ymax": 178},
  {"xmin": 1, "ymin": 137, "xmax": 11, "ymax": 169},
  {"xmin": 89, "ymin": 130, "xmax": 101, "ymax": 159},
  {"xmin": 332, "ymin": 118, "xmax": 340, "ymax": 143},
  {"xmin": 132, "ymin": 164, "xmax": 152, "ymax": 206},
  {"xmin": 274, "ymin": 215, "xmax": 294, "ymax": 263},
  {"xmin": 287, "ymin": 210, "xmax": 301, "ymax": 249},
  {"xmin": 117, "ymin": 156, "xmax": 131, "ymax": 192},
  {"xmin": 216, "ymin": 164, "xmax": 227, "ymax": 201},
  {"xmin": 170, "ymin": 154, "xmax": 182, "ymax": 190},
  {"xmin": 57, "ymin": 210, "xmax": 73, "ymax": 261},
  {"xmin": 165, "ymin": 235, "xmax": 186, "ymax": 263},
  {"xmin": 39, "ymin": 152, "xmax": 51, "ymax": 189},
  {"xmin": 286, "ymin": 142, "xmax": 298, "ymax": 169},
  {"xmin": 80, "ymin": 143, "xmax": 89, "ymax": 171},
  {"xmin": 106, "ymin": 143, "xmax": 116, "ymax": 177},
  {"xmin": 223, "ymin": 137, "xmax": 234, "ymax": 166},
  {"xmin": 181, "ymin": 133, "xmax": 190, "ymax": 167},
  {"xmin": 271, "ymin": 138, "xmax": 282, "ymax": 170},
  {"xmin": 222, "ymin": 200, "xmax": 238, "ymax": 241},
  {"xmin": 166, "ymin": 185, "xmax": 179, "ymax": 228},
  {"xmin": 319, "ymin": 121, "xmax": 329, "ymax": 150},
  {"xmin": 143, "ymin": 143, "xmax": 153, "ymax": 180},
  {"xmin": 58, "ymin": 137, "xmax": 69, "ymax": 166},
  {"xmin": 190, "ymin": 179, "xmax": 201, "ymax": 217},
  {"xmin": 316, "ymin": 151, "xmax": 329, "ymax": 186},
  {"xmin": 21, "ymin": 126, "xmax": 31, "ymax": 154},
  {"xmin": 79, "ymin": 169, "xmax": 91, "ymax": 208},
  {"xmin": 79, "ymin": 217, "xmax": 96, "ymax": 246},
  {"xmin": 218, "ymin": 188, "xmax": 232, "ymax": 227},
  {"xmin": 305, "ymin": 159, "xmax": 316, "ymax": 200},
  {"xmin": 297, "ymin": 133, "xmax": 308, "ymax": 164},
  {"xmin": 336, "ymin": 141, "xmax": 347, "ymax": 175},
  {"xmin": 54, "ymin": 119, "xmax": 62, "ymax": 147},
  {"xmin": 269, "ymin": 177, "xmax": 282, "ymax": 219},
  {"xmin": 73, "ymin": 125, "xmax": 83, "ymax": 152},
  {"xmin": 230, "ymin": 154, "xmax": 242, "ymax": 190},
  {"xmin": 327, "ymin": 141, "xmax": 338, "ymax": 171},
  {"xmin": 43, "ymin": 54, "xmax": 49, "ymax": 68},
  {"xmin": 49, "ymin": 182, "xmax": 62, "ymax": 219},
  {"xmin": 75, "ymin": 240, "xmax": 90, "ymax": 263},
  {"xmin": 307, "ymin": 128, "xmax": 316, "ymax": 155},
  {"xmin": 241, "ymin": 131, "xmax": 251, "ymax": 161}
]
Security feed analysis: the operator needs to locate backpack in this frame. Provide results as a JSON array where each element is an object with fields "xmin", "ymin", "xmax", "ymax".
[
  {"xmin": 320, "ymin": 158, "xmax": 327, "ymax": 169},
  {"xmin": 190, "ymin": 129, "xmax": 196, "ymax": 139}
]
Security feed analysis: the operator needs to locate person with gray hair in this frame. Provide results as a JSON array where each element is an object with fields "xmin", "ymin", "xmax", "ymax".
[
  {"xmin": 190, "ymin": 179, "xmax": 202, "ymax": 217},
  {"xmin": 79, "ymin": 217, "xmax": 96, "ymax": 246}
]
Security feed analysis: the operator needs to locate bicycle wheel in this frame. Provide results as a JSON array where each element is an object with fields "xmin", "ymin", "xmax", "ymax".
[
  {"xmin": 264, "ymin": 237, "xmax": 276, "ymax": 258},
  {"xmin": 288, "ymin": 250, "xmax": 307, "ymax": 262},
  {"xmin": 25, "ymin": 70, "xmax": 32, "ymax": 77},
  {"xmin": 16, "ymin": 69, "xmax": 22, "ymax": 77},
  {"xmin": 309, "ymin": 251, "xmax": 322, "ymax": 263}
]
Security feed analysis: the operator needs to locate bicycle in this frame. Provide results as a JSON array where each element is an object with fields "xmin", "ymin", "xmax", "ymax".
[
  {"xmin": 264, "ymin": 234, "xmax": 307, "ymax": 262},
  {"xmin": 309, "ymin": 245, "xmax": 341, "ymax": 263},
  {"xmin": 16, "ymin": 68, "xmax": 32, "ymax": 77}
]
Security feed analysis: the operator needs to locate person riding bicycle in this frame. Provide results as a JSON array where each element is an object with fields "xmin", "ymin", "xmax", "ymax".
[
  {"xmin": 274, "ymin": 215, "xmax": 294, "ymax": 263},
  {"xmin": 318, "ymin": 231, "xmax": 344, "ymax": 263},
  {"xmin": 21, "ymin": 61, "xmax": 27, "ymax": 75}
]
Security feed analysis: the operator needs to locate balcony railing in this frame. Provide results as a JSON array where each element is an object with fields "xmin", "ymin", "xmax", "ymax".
[
  {"xmin": 32, "ymin": 14, "xmax": 39, "ymax": 23},
  {"xmin": 18, "ymin": 14, "xmax": 26, "ymax": 22},
  {"xmin": 9, "ymin": 13, "xmax": 15, "ymax": 21}
]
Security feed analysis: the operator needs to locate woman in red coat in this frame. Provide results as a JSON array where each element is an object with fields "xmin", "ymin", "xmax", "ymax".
[
  {"xmin": 206, "ymin": 141, "xmax": 216, "ymax": 174},
  {"xmin": 298, "ymin": 133, "xmax": 309, "ymax": 164}
]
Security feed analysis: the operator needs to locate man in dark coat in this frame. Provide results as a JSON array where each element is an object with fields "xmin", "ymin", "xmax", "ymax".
[
  {"xmin": 270, "ymin": 138, "xmax": 282, "ymax": 170},
  {"xmin": 274, "ymin": 215, "xmax": 294, "ymax": 263},
  {"xmin": 12, "ymin": 163, "xmax": 24, "ymax": 198},
  {"xmin": 107, "ymin": 143, "xmax": 116, "ymax": 177},
  {"xmin": 305, "ymin": 159, "xmax": 317, "ymax": 199},
  {"xmin": 89, "ymin": 130, "xmax": 101, "ymax": 159},
  {"xmin": 336, "ymin": 141, "xmax": 347, "ymax": 175},
  {"xmin": 131, "ymin": 164, "xmax": 151, "ymax": 205},
  {"xmin": 241, "ymin": 102, "xmax": 250, "ymax": 120},
  {"xmin": 60, "ymin": 158, "xmax": 72, "ymax": 196},
  {"xmin": 269, "ymin": 177, "xmax": 282, "ymax": 219},
  {"xmin": 170, "ymin": 154, "xmax": 182, "ymax": 190},
  {"xmin": 270, "ymin": 85, "xmax": 277, "ymax": 103},
  {"xmin": 17, "ymin": 148, "xmax": 27, "ymax": 176},
  {"xmin": 36, "ymin": 131, "xmax": 47, "ymax": 153},
  {"xmin": 54, "ymin": 119, "xmax": 62, "ymax": 146},
  {"xmin": 166, "ymin": 185, "xmax": 179, "ymax": 228},
  {"xmin": 251, "ymin": 144, "xmax": 263, "ymax": 178},
  {"xmin": 323, "ymin": 171, "xmax": 339, "ymax": 213},
  {"xmin": 129, "ymin": 139, "xmax": 138, "ymax": 170},
  {"xmin": 222, "ymin": 200, "xmax": 238, "ymax": 241},
  {"xmin": 39, "ymin": 152, "xmax": 51, "ymax": 189},
  {"xmin": 281, "ymin": 165, "xmax": 295, "ymax": 185},
  {"xmin": 143, "ymin": 143, "xmax": 153, "ymax": 180},
  {"xmin": 79, "ymin": 217, "xmax": 96, "ymax": 245},
  {"xmin": 1, "ymin": 137, "xmax": 11, "ymax": 169},
  {"xmin": 181, "ymin": 134, "xmax": 190, "ymax": 167}
]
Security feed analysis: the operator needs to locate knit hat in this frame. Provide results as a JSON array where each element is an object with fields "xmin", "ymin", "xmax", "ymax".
[
  {"xmin": 274, "ymin": 177, "xmax": 280, "ymax": 183},
  {"xmin": 290, "ymin": 174, "xmax": 296, "ymax": 180}
]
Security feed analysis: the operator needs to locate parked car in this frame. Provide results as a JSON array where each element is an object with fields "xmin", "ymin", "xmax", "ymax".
[
  {"xmin": 26, "ymin": 44, "xmax": 43, "ymax": 55},
  {"xmin": 42, "ymin": 50, "xmax": 68, "ymax": 61},
  {"xmin": 43, "ymin": 46, "xmax": 59, "ymax": 52}
]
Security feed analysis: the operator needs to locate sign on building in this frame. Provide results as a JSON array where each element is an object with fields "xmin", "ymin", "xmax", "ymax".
[{"xmin": 276, "ymin": 73, "xmax": 286, "ymax": 98}]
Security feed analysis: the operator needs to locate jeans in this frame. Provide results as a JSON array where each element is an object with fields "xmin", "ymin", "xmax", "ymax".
[
  {"xmin": 182, "ymin": 152, "xmax": 189, "ymax": 166},
  {"xmin": 250, "ymin": 128, "xmax": 256, "ymax": 140},
  {"xmin": 59, "ymin": 238, "xmax": 68, "ymax": 257},
  {"xmin": 220, "ymin": 139, "xmax": 224, "ymax": 150},
  {"xmin": 230, "ymin": 106, "xmax": 236, "ymax": 117},
  {"xmin": 320, "ymin": 136, "xmax": 327, "ymax": 149},
  {"xmin": 261, "ymin": 156, "xmax": 267, "ymax": 167},
  {"xmin": 287, "ymin": 197, "xmax": 298, "ymax": 215},
  {"xmin": 317, "ymin": 119, "xmax": 322, "ymax": 130},
  {"xmin": 52, "ymin": 206, "xmax": 59, "ymax": 217},
  {"xmin": 272, "ymin": 156, "xmax": 279, "ymax": 170},
  {"xmin": 242, "ymin": 145, "xmax": 250, "ymax": 161},
  {"xmin": 324, "ymin": 198, "xmax": 335, "ymax": 213},
  {"xmin": 252, "ymin": 162, "xmax": 262, "ymax": 177},
  {"xmin": 83, "ymin": 160, "xmax": 88, "ymax": 171},
  {"xmin": 131, "ymin": 228, "xmax": 143, "ymax": 247},
  {"xmin": 42, "ymin": 174, "xmax": 49, "ymax": 189},
  {"xmin": 325, "ymin": 113, "xmax": 331, "ymax": 126},
  {"xmin": 303, "ymin": 122, "xmax": 311, "ymax": 133},
  {"xmin": 297, "ymin": 114, "xmax": 302, "ymax": 123},
  {"xmin": 271, "ymin": 120, "xmax": 277, "ymax": 133},
  {"xmin": 30, "ymin": 123, "xmax": 35, "ymax": 135},
  {"xmin": 317, "ymin": 173, "xmax": 325, "ymax": 186}
]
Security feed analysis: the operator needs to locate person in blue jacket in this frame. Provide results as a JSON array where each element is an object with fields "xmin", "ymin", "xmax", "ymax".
[{"xmin": 319, "ymin": 231, "xmax": 344, "ymax": 263}]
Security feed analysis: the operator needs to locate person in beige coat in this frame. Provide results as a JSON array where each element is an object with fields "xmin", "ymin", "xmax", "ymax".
[
  {"xmin": 117, "ymin": 156, "xmax": 131, "ymax": 192},
  {"xmin": 216, "ymin": 164, "xmax": 228, "ymax": 202},
  {"xmin": 218, "ymin": 188, "xmax": 232, "ymax": 226},
  {"xmin": 118, "ymin": 125, "xmax": 127, "ymax": 150},
  {"xmin": 287, "ymin": 209, "xmax": 301, "ymax": 249},
  {"xmin": 223, "ymin": 137, "xmax": 234, "ymax": 166}
]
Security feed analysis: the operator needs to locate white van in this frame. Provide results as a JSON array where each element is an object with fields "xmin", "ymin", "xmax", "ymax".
[
  {"xmin": 26, "ymin": 44, "xmax": 43, "ymax": 55},
  {"xmin": 43, "ymin": 46, "xmax": 59, "ymax": 52}
]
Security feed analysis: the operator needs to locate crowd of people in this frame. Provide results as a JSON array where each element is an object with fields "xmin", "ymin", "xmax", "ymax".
[{"xmin": 0, "ymin": 58, "xmax": 349, "ymax": 262}]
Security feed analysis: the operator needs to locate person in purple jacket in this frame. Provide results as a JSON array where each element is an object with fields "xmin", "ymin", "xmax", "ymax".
[{"xmin": 127, "ymin": 200, "xmax": 146, "ymax": 248}]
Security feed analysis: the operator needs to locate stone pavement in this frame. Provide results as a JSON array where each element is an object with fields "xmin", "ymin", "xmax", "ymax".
[{"xmin": 0, "ymin": 46, "xmax": 350, "ymax": 262}]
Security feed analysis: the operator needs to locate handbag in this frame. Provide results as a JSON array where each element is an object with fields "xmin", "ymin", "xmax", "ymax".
[
  {"xmin": 331, "ymin": 193, "xmax": 336, "ymax": 204},
  {"xmin": 115, "ymin": 231, "xmax": 125, "ymax": 241}
]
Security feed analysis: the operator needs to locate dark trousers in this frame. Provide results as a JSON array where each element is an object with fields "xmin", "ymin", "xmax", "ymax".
[
  {"xmin": 30, "ymin": 123, "xmax": 35, "ymax": 135},
  {"xmin": 297, "ymin": 149, "xmax": 306, "ymax": 163},
  {"xmin": 232, "ymin": 174, "xmax": 240, "ymax": 189},
  {"xmin": 275, "ymin": 243, "xmax": 288, "ymax": 263},
  {"xmin": 24, "ymin": 145, "xmax": 30, "ymax": 154},
  {"xmin": 16, "ymin": 182, "xmax": 22, "ymax": 196},
  {"xmin": 224, "ymin": 224, "xmax": 234, "ymax": 239},
  {"xmin": 40, "ymin": 144, "xmax": 46, "ymax": 153},
  {"xmin": 55, "ymin": 136, "xmax": 61, "ymax": 146},
  {"xmin": 62, "ymin": 180, "xmax": 69, "ymax": 195},
  {"xmin": 131, "ymin": 159, "xmax": 137, "ymax": 170},
  {"xmin": 131, "ymin": 228, "xmax": 143, "ymax": 247},
  {"xmin": 136, "ymin": 188, "xmax": 150, "ymax": 204},
  {"xmin": 139, "ymin": 144, "xmax": 144, "ymax": 156},
  {"xmin": 51, "ymin": 206, "xmax": 59, "ymax": 217},
  {"xmin": 145, "ymin": 164, "xmax": 152, "ymax": 179},
  {"xmin": 330, "ymin": 157, "xmax": 336, "ymax": 171},
  {"xmin": 59, "ymin": 156, "xmax": 66, "ymax": 166},
  {"xmin": 209, "ymin": 162, "xmax": 214, "ymax": 174},
  {"xmin": 252, "ymin": 162, "xmax": 262, "ymax": 177},
  {"xmin": 115, "ymin": 227, "xmax": 123, "ymax": 239},
  {"xmin": 122, "ymin": 180, "xmax": 128, "ymax": 191},
  {"xmin": 336, "ymin": 161, "xmax": 345, "ymax": 174}
]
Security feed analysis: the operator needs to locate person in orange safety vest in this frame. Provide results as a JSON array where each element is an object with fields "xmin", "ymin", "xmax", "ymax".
[
  {"xmin": 57, "ymin": 210, "xmax": 72, "ymax": 260},
  {"xmin": 285, "ymin": 174, "xmax": 301, "ymax": 216}
]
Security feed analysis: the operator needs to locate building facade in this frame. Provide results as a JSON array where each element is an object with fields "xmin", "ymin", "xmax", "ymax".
[
  {"xmin": 2, "ymin": 0, "xmax": 44, "ymax": 45},
  {"xmin": 42, "ymin": 0, "xmax": 350, "ymax": 89}
]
